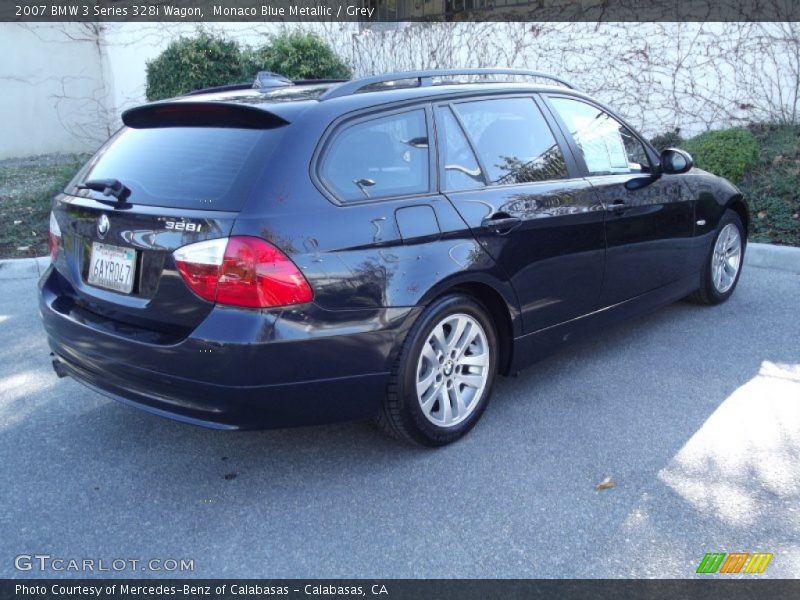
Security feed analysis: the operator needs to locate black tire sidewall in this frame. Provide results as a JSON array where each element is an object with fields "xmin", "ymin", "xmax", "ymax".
[{"xmin": 396, "ymin": 294, "xmax": 498, "ymax": 446}]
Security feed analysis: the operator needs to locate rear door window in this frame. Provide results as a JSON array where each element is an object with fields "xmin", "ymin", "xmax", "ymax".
[
  {"xmin": 319, "ymin": 109, "xmax": 430, "ymax": 202},
  {"xmin": 453, "ymin": 97, "xmax": 568, "ymax": 185},
  {"xmin": 76, "ymin": 126, "xmax": 281, "ymax": 211}
]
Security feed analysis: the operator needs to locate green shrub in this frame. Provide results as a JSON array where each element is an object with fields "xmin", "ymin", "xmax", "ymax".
[
  {"xmin": 242, "ymin": 32, "xmax": 351, "ymax": 82},
  {"xmin": 682, "ymin": 127, "xmax": 759, "ymax": 184},
  {"xmin": 739, "ymin": 124, "xmax": 800, "ymax": 246},
  {"xmin": 146, "ymin": 32, "xmax": 247, "ymax": 101},
  {"xmin": 649, "ymin": 128, "xmax": 683, "ymax": 151}
]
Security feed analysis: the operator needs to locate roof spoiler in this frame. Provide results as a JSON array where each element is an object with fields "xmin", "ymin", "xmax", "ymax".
[{"xmin": 122, "ymin": 102, "xmax": 289, "ymax": 129}]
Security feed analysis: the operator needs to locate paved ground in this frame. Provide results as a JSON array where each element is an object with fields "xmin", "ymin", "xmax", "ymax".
[{"xmin": 0, "ymin": 266, "xmax": 798, "ymax": 579}]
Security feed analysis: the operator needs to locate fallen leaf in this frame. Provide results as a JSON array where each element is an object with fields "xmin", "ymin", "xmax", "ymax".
[
  {"xmin": 757, "ymin": 211, "xmax": 767, "ymax": 219},
  {"xmin": 595, "ymin": 476, "xmax": 615, "ymax": 491}
]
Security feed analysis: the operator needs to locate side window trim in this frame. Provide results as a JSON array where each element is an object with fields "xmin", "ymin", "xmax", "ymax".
[
  {"xmin": 541, "ymin": 93, "xmax": 658, "ymax": 177},
  {"xmin": 531, "ymin": 93, "xmax": 584, "ymax": 180},
  {"xmin": 312, "ymin": 103, "xmax": 438, "ymax": 206},
  {"xmin": 425, "ymin": 104, "xmax": 440, "ymax": 196},
  {"xmin": 539, "ymin": 94, "xmax": 591, "ymax": 176}
]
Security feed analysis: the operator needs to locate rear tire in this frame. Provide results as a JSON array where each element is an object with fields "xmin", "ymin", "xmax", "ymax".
[
  {"xmin": 377, "ymin": 294, "xmax": 498, "ymax": 447},
  {"xmin": 687, "ymin": 209, "xmax": 745, "ymax": 305}
]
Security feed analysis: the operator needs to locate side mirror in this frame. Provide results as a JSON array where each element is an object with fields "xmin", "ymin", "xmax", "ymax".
[{"xmin": 660, "ymin": 148, "xmax": 694, "ymax": 174}]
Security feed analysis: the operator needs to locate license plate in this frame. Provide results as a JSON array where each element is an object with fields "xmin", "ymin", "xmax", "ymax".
[{"xmin": 87, "ymin": 242, "xmax": 136, "ymax": 294}]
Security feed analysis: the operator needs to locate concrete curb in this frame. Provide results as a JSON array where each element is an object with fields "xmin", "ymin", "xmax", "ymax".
[
  {"xmin": 745, "ymin": 242, "xmax": 800, "ymax": 274},
  {"xmin": 0, "ymin": 242, "xmax": 798, "ymax": 282},
  {"xmin": 0, "ymin": 256, "xmax": 50, "ymax": 281}
]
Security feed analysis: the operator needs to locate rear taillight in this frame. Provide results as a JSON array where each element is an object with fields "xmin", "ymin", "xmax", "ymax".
[
  {"xmin": 173, "ymin": 237, "xmax": 313, "ymax": 309},
  {"xmin": 48, "ymin": 211, "xmax": 61, "ymax": 263}
]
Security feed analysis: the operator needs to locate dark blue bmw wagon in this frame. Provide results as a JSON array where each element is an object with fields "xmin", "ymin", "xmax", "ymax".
[{"xmin": 39, "ymin": 69, "xmax": 749, "ymax": 445}]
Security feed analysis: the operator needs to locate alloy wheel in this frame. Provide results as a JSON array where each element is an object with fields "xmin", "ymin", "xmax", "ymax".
[
  {"xmin": 711, "ymin": 223, "xmax": 742, "ymax": 294},
  {"xmin": 415, "ymin": 313, "xmax": 490, "ymax": 428}
]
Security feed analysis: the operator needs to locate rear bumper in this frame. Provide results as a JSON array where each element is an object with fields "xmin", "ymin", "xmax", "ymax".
[
  {"xmin": 40, "ymin": 266, "xmax": 418, "ymax": 429},
  {"xmin": 48, "ymin": 348, "xmax": 390, "ymax": 430}
]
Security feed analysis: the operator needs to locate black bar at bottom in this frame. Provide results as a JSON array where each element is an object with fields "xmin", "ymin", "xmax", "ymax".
[{"xmin": 3, "ymin": 579, "xmax": 800, "ymax": 600}]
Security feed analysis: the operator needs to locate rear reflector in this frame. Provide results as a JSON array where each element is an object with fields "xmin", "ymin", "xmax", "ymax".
[
  {"xmin": 48, "ymin": 211, "xmax": 61, "ymax": 263},
  {"xmin": 173, "ymin": 237, "xmax": 313, "ymax": 308}
]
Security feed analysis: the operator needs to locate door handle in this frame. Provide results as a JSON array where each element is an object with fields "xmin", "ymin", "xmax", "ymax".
[
  {"xmin": 481, "ymin": 216, "xmax": 522, "ymax": 234},
  {"xmin": 606, "ymin": 199, "xmax": 627, "ymax": 214}
]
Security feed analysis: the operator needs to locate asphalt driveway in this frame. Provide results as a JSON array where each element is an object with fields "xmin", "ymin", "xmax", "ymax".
[{"xmin": 0, "ymin": 264, "xmax": 798, "ymax": 578}]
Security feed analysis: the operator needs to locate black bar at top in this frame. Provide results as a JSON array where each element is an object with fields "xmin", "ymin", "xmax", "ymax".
[{"xmin": 3, "ymin": 0, "xmax": 800, "ymax": 22}]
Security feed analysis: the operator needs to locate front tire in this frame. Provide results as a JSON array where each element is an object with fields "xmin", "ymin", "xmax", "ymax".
[
  {"xmin": 377, "ymin": 294, "xmax": 498, "ymax": 447},
  {"xmin": 688, "ymin": 209, "xmax": 745, "ymax": 305}
]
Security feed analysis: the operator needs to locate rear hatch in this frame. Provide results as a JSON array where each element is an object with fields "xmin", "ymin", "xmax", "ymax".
[{"xmin": 49, "ymin": 102, "xmax": 287, "ymax": 338}]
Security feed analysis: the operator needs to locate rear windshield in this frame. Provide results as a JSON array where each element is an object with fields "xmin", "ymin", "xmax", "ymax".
[{"xmin": 75, "ymin": 126, "xmax": 282, "ymax": 211}]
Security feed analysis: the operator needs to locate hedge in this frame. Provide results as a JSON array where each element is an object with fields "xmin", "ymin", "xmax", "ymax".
[
  {"xmin": 145, "ymin": 32, "xmax": 246, "ymax": 101},
  {"xmin": 682, "ymin": 127, "xmax": 759, "ymax": 184},
  {"xmin": 146, "ymin": 31, "xmax": 351, "ymax": 102},
  {"xmin": 242, "ymin": 32, "xmax": 351, "ymax": 81}
]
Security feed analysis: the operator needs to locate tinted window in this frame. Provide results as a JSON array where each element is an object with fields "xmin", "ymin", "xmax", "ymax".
[
  {"xmin": 453, "ymin": 98, "xmax": 568, "ymax": 185},
  {"xmin": 320, "ymin": 110, "xmax": 429, "ymax": 202},
  {"xmin": 79, "ymin": 127, "xmax": 279, "ymax": 211},
  {"xmin": 549, "ymin": 97, "xmax": 651, "ymax": 175},
  {"xmin": 435, "ymin": 106, "xmax": 485, "ymax": 190}
]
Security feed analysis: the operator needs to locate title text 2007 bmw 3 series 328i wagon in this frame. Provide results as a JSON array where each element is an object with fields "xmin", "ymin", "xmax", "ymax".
[{"xmin": 39, "ymin": 69, "xmax": 749, "ymax": 446}]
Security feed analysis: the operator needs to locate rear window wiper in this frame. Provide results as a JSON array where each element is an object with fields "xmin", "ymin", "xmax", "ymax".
[{"xmin": 78, "ymin": 179, "xmax": 132, "ymax": 206}]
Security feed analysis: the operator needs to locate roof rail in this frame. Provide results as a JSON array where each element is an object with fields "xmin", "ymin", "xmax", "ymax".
[{"xmin": 319, "ymin": 68, "xmax": 579, "ymax": 101}]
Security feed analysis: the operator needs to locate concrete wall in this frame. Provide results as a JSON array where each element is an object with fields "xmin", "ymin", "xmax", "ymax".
[
  {"xmin": 0, "ymin": 24, "xmax": 111, "ymax": 158},
  {"xmin": 0, "ymin": 23, "xmax": 292, "ymax": 159}
]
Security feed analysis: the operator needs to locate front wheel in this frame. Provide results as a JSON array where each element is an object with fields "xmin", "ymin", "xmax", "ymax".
[
  {"xmin": 688, "ymin": 209, "xmax": 745, "ymax": 305},
  {"xmin": 377, "ymin": 294, "xmax": 498, "ymax": 446}
]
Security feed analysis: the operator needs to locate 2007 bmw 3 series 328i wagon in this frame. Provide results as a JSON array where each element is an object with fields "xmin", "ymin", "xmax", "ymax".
[{"xmin": 39, "ymin": 68, "xmax": 749, "ymax": 446}]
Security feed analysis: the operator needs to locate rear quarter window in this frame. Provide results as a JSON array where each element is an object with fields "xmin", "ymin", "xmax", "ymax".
[
  {"xmin": 75, "ymin": 126, "xmax": 283, "ymax": 211},
  {"xmin": 318, "ymin": 109, "xmax": 430, "ymax": 203}
]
